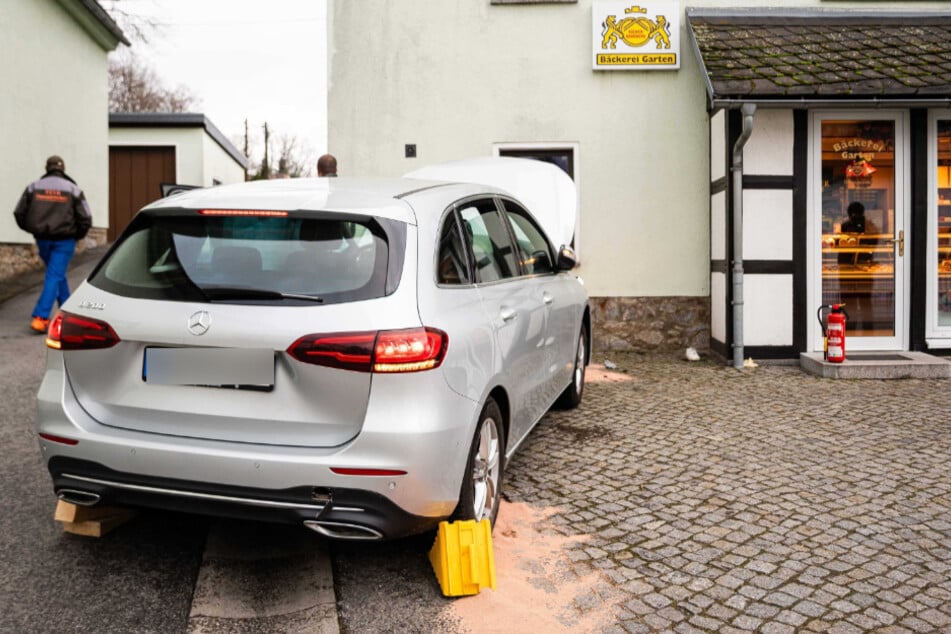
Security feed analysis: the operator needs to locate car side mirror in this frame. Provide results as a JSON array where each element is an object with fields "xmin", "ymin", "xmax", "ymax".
[{"xmin": 556, "ymin": 245, "xmax": 578, "ymax": 271}]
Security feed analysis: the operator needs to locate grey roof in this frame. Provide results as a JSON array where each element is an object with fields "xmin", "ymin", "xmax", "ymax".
[
  {"xmin": 109, "ymin": 113, "xmax": 250, "ymax": 169},
  {"xmin": 686, "ymin": 8, "xmax": 951, "ymax": 108}
]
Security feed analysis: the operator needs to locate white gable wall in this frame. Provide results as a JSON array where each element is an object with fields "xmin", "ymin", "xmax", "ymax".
[
  {"xmin": 328, "ymin": 0, "xmax": 711, "ymax": 298},
  {"xmin": 1, "ymin": 1, "xmax": 112, "ymax": 244}
]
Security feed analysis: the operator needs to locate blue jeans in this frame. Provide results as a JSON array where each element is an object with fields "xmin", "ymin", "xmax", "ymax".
[{"xmin": 33, "ymin": 238, "xmax": 76, "ymax": 319}]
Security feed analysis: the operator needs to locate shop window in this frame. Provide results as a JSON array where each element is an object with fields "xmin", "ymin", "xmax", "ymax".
[
  {"xmin": 820, "ymin": 119, "xmax": 896, "ymax": 336},
  {"xmin": 936, "ymin": 120, "xmax": 951, "ymax": 328}
]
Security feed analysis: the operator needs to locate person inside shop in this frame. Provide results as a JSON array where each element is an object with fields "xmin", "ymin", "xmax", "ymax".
[{"xmin": 838, "ymin": 202, "xmax": 879, "ymax": 265}]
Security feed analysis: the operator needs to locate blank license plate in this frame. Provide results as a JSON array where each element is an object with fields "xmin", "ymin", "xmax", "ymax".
[{"xmin": 144, "ymin": 347, "xmax": 275, "ymax": 386}]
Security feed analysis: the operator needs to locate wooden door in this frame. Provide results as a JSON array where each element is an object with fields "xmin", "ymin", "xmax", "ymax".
[{"xmin": 109, "ymin": 146, "xmax": 176, "ymax": 242}]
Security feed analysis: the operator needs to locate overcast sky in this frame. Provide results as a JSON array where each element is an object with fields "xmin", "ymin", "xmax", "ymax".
[{"xmin": 104, "ymin": 0, "xmax": 327, "ymax": 167}]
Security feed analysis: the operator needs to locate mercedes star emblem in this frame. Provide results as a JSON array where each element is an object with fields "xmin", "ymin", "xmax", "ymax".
[{"xmin": 187, "ymin": 310, "xmax": 211, "ymax": 336}]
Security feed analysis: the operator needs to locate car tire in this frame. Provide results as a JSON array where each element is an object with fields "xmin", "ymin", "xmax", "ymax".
[
  {"xmin": 555, "ymin": 322, "xmax": 587, "ymax": 410},
  {"xmin": 452, "ymin": 398, "xmax": 505, "ymax": 528}
]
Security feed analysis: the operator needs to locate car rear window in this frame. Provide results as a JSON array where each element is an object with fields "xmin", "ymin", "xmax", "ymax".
[{"xmin": 89, "ymin": 211, "xmax": 405, "ymax": 304}]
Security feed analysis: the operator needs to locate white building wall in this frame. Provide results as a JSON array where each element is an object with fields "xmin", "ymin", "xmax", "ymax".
[
  {"xmin": 744, "ymin": 275, "xmax": 794, "ymax": 346},
  {"xmin": 711, "ymin": 191, "xmax": 726, "ymax": 261},
  {"xmin": 743, "ymin": 190, "xmax": 793, "ymax": 261},
  {"xmin": 1, "ymin": 1, "xmax": 111, "ymax": 244},
  {"xmin": 108, "ymin": 128, "xmax": 203, "ymax": 185},
  {"xmin": 328, "ymin": 0, "xmax": 947, "ymax": 333},
  {"xmin": 711, "ymin": 271, "xmax": 727, "ymax": 342},
  {"xmin": 329, "ymin": 0, "xmax": 710, "ymax": 298},
  {"xmin": 711, "ymin": 110, "xmax": 726, "ymax": 182},
  {"xmin": 744, "ymin": 110, "xmax": 794, "ymax": 176},
  {"xmin": 202, "ymin": 135, "xmax": 247, "ymax": 186}
]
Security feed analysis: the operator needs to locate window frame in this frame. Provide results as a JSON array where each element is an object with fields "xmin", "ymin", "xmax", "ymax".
[{"xmin": 495, "ymin": 196, "xmax": 557, "ymax": 278}]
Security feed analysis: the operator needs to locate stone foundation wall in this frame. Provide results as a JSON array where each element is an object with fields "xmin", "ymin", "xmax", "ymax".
[
  {"xmin": 590, "ymin": 295, "xmax": 710, "ymax": 354},
  {"xmin": 0, "ymin": 228, "xmax": 107, "ymax": 286}
]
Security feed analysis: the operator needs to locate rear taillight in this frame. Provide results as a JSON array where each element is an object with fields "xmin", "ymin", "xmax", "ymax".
[
  {"xmin": 46, "ymin": 311, "xmax": 120, "ymax": 351},
  {"xmin": 373, "ymin": 328, "xmax": 447, "ymax": 373},
  {"xmin": 287, "ymin": 327, "xmax": 447, "ymax": 373}
]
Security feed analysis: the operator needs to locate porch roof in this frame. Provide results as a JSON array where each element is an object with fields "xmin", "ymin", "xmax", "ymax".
[{"xmin": 686, "ymin": 8, "xmax": 951, "ymax": 110}]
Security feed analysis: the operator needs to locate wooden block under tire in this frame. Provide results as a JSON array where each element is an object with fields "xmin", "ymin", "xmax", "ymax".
[{"xmin": 55, "ymin": 501, "xmax": 136, "ymax": 537}]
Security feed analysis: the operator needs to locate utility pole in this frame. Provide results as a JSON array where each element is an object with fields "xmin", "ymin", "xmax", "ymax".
[{"xmin": 261, "ymin": 122, "xmax": 271, "ymax": 180}]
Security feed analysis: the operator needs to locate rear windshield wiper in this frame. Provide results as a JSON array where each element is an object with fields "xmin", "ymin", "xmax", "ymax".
[{"xmin": 200, "ymin": 286, "xmax": 324, "ymax": 303}]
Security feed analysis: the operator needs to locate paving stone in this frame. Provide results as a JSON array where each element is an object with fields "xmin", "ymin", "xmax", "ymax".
[{"xmin": 499, "ymin": 354, "xmax": 951, "ymax": 634}]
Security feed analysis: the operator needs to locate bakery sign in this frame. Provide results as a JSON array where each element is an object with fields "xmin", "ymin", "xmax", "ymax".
[{"xmin": 593, "ymin": 1, "xmax": 680, "ymax": 71}]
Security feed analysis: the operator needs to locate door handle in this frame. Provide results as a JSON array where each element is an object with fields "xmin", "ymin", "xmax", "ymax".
[
  {"xmin": 885, "ymin": 230, "xmax": 904, "ymax": 257},
  {"xmin": 542, "ymin": 292, "xmax": 554, "ymax": 306},
  {"xmin": 500, "ymin": 307, "xmax": 517, "ymax": 323}
]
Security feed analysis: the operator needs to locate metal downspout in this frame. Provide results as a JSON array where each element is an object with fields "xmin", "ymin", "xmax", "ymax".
[{"xmin": 732, "ymin": 104, "xmax": 756, "ymax": 369}]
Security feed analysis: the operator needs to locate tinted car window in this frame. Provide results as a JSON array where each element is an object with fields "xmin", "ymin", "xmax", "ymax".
[
  {"xmin": 89, "ymin": 213, "xmax": 400, "ymax": 304},
  {"xmin": 437, "ymin": 212, "xmax": 472, "ymax": 285},
  {"xmin": 457, "ymin": 199, "xmax": 518, "ymax": 283},
  {"xmin": 501, "ymin": 199, "xmax": 555, "ymax": 276}
]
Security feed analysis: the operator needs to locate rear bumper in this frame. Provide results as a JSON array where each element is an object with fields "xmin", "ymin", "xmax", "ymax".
[
  {"xmin": 37, "ymin": 359, "xmax": 480, "ymax": 531},
  {"xmin": 50, "ymin": 457, "xmax": 437, "ymax": 540}
]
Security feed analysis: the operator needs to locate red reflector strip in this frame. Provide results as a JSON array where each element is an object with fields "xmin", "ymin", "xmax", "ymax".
[
  {"xmin": 331, "ymin": 467, "xmax": 407, "ymax": 477},
  {"xmin": 39, "ymin": 433, "xmax": 78, "ymax": 446},
  {"xmin": 198, "ymin": 209, "xmax": 288, "ymax": 217}
]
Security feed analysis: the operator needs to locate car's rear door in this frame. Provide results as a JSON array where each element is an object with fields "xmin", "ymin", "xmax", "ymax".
[
  {"xmin": 455, "ymin": 198, "xmax": 549, "ymax": 444},
  {"xmin": 497, "ymin": 198, "xmax": 577, "ymax": 408}
]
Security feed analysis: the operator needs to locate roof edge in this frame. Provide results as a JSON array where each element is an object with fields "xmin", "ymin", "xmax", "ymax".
[
  {"xmin": 56, "ymin": 0, "xmax": 130, "ymax": 49},
  {"xmin": 109, "ymin": 113, "xmax": 249, "ymax": 169},
  {"xmin": 686, "ymin": 7, "xmax": 951, "ymax": 24}
]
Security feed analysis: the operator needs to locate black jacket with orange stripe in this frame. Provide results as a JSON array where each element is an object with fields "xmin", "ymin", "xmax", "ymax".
[{"xmin": 13, "ymin": 170, "xmax": 92, "ymax": 240}]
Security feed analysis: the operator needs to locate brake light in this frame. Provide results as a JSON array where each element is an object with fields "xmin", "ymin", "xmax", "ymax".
[
  {"xmin": 198, "ymin": 209, "xmax": 288, "ymax": 217},
  {"xmin": 46, "ymin": 312, "xmax": 120, "ymax": 350},
  {"xmin": 373, "ymin": 328, "xmax": 447, "ymax": 373},
  {"xmin": 287, "ymin": 327, "xmax": 447, "ymax": 373}
]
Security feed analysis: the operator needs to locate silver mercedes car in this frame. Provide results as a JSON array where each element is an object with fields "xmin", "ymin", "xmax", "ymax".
[{"xmin": 36, "ymin": 158, "xmax": 589, "ymax": 540}]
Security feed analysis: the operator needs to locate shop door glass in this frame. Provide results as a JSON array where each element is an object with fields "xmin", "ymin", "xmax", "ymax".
[
  {"xmin": 936, "ymin": 121, "xmax": 951, "ymax": 328},
  {"xmin": 819, "ymin": 117, "xmax": 905, "ymax": 348}
]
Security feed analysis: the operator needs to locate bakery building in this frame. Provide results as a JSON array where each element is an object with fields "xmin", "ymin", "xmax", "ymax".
[{"xmin": 326, "ymin": 1, "xmax": 951, "ymax": 364}]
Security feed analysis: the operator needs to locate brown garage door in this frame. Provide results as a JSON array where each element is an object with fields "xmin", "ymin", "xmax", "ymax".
[{"xmin": 109, "ymin": 146, "xmax": 176, "ymax": 242}]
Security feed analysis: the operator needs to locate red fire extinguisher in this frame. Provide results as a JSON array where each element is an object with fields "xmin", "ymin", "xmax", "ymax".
[{"xmin": 817, "ymin": 304, "xmax": 848, "ymax": 363}]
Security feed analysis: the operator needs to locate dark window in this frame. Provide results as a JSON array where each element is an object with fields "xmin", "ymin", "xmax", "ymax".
[
  {"xmin": 89, "ymin": 212, "xmax": 403, "ymax": 305},
  {"xmin": 498, "ymin": 148, "xmax": 574, "ymax": 179},
  {"xmin": 500, "ymin": 199, "xmax": 555, "ymax": 276},
  {"xmin": 437, "ymin": 211, "xmax": 472, "ymax": 285},
  {"xmin": 457, "ymin": 199, "xmax": 519, "ymax": 283}
]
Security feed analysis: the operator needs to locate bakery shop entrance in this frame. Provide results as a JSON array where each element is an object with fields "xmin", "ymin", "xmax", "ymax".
[{"xmin": 812, "ymin": 111, "xmax": 909, "ymax": 351}]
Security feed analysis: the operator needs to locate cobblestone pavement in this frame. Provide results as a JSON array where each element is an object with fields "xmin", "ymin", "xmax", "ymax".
[{"xmin": 504, "ymin": 353, "xmax": 950, "ymax": 634}]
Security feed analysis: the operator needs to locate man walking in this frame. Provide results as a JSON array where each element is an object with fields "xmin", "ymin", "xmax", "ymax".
[{"xmin": 13, "ymin": 155, "xmax": 92, "ymax": 333}]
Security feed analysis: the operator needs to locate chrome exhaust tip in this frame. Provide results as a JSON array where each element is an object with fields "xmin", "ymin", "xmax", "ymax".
[
  {"xmin": 303, "ymin": 520, "xmax": 383, "ymax": 541},
  {"xmin": 57, "ymin": 489, "xmax": 102, "ymax": 507}
]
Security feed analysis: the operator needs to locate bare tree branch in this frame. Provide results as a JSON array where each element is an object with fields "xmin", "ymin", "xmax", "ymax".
[
  {"xmin": 101, "ymin": 0, "xmax": 163, "ymax": 44},
  {"xmin": 109, "ymin": 52, "xmax": 200, "ymax": 113}
]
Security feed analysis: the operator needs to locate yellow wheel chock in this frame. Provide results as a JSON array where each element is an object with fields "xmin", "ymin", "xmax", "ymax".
[{"xmin": 428, "ymin": 518, "xmax": 496, "ymax": 597}]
